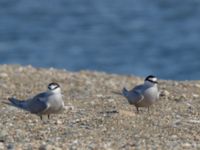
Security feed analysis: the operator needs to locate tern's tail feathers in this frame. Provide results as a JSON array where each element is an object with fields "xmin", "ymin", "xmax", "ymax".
[
  {"xmin": 8, "ymin": 98, "xmax": 28, "ymax": 110},
  {"xmin": 122, "ymin": 87, "xmax": 129, "ymax": 97}
]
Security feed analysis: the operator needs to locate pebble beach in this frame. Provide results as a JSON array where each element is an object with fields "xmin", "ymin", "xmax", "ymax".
[{"xmin": 0, "ymin": 65, "xmax": 200, "ymax": 150}]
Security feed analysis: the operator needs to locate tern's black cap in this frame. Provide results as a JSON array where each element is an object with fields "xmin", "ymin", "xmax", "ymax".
[
  {"xmin": 145, "ymin": 75, "xmax": 158, "ymax": 83},
  {"xmin": 48, "ymin": 82, "xmax": 60, "ymax": 90}
]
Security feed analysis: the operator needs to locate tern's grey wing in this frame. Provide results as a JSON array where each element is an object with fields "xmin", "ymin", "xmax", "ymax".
[
  {"xmin": 127, "ymin": 88, "xmax": 144, "ymax": 104},
  {"xmin": 27, "ymin": 92, "xmax": 50, "ymax": 114},
  {"xmin": 131, "ymin": 84, "xmax": 147, "ymax": 92},
  {"xmin": 134, "ymin": 91, "xmax": 144, "ymax": 104}
]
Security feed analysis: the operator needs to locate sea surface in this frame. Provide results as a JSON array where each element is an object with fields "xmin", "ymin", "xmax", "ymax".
[{"xmin": 0, "ymin": 0, "xmax": 200, "ymax": 80}]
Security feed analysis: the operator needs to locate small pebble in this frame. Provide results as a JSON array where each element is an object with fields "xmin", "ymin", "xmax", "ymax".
[
  {"xmin": 0, "ymin": 143, "xmax": 4, "ymax": 150},
  {"xmin": 56, "ymin": 120, "xmax": 62, "ymax": 125},
  {"xmin": 0, "ymin": 130, "xmax": 7, "ymax": 142},
  {"xmin": 194, "ymin": 84, "xmax": 200, "ymax": 88},
  {"xmin": 39, "ymin": 144, "xmax": 46, "ymax": 150},
  {"xmin": 182, "ymin": 143, "xmax": 191, "ymax": 148},
  {"xmin": 160, "ymin": 90, "xmax": 170, "ymax": 97},
  {"xmin": 7, "ymin": 143, "xmax": 14, "ymax": 150},
  {"xmin": 0, "ymin": 73, "xmax": 8, "ymax": 78},
  {"xmin": 192, "ymin": 93, "xmax": 199, "ymax": 99}
]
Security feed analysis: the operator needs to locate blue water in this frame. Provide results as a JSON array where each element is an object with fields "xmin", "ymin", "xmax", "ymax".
[{"xmin": 0, "ymin": 0, "xmax": 200, "ymax": 80}]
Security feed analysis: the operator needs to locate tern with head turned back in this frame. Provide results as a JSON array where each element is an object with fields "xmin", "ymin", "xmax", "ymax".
[
  {"xmin": 8, "ymin": 82, "xmax": 65, "ymax": 120},
  {"xmin": 122, "ymin": 75, "xmax": 159, "ymax": 113}
]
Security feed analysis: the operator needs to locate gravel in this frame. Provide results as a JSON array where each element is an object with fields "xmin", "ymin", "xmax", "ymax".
[{"xmin": 0, "ymin": 65, "xmax": 200, "ymax": 149}]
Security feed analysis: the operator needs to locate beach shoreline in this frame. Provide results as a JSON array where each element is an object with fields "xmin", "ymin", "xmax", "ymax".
[{"xmin": 0, "ymin": 65, "xmax": 200, "ymax": 149}]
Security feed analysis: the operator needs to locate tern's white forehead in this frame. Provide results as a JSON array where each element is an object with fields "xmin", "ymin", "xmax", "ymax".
[{"xmin": 149, "ymin": 77, "xmax": 157, "ymax": 82}]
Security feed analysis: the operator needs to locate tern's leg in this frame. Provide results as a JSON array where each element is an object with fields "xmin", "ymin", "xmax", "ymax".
[
  {"xmin": 40, "ymin": 115, "xmax": 43, "ymax": 120},
  {"xmin": 136, "ymin": 107, "xmax": 139, "ymax": 113},
  {"xmin": 48, "ymin": 114, "xmax": 50, "ymax": 119}
]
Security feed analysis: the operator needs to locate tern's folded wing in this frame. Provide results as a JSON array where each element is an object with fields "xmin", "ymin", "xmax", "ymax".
[
  {"xmin": 127, "ymin": 90, "xmax": 144, "ymax": 104},
  {"xmin": 27, "ymin": 93, "xmax": 49, "ymax": 114}
]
